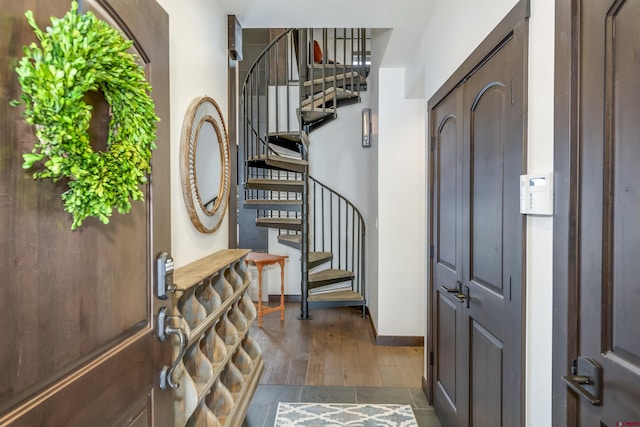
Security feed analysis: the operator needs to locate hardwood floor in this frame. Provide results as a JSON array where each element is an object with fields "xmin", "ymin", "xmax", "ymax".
[{"xmin": 248, "ymin": 304, "xmax": 424, "ymax": 388}]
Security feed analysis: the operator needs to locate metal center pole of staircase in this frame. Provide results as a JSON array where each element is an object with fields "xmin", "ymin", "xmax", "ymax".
[
  {"xmin": 297, "ymin": 29, "xmax": 311, "ymax": 320},
  {"xmin": 299, "ymin": 160, "xmax": 311, "ymax": 320}
]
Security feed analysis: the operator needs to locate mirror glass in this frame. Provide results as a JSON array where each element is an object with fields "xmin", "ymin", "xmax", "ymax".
[
  {"xmin": 195, "ymin": 119, "xmax": 222, "ymax": 213},
  {"xmin": 180, "ymin": 96, "xmax": 230, "ymax": 233}
]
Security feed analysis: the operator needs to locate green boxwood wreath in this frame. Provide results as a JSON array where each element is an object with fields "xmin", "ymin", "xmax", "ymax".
[{"xmin": 13, "ymin": 1, "xmax": 159, "ymax": 229}]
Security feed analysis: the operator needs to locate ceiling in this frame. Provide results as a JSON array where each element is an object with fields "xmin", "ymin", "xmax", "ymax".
[{"xmin": 218, "ymin": 0, "xmax": 436, "ymax": 67}]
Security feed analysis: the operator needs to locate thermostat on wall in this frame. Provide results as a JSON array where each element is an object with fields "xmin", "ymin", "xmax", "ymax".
[{"xmin": 520, "ymin": 173, "xmax": 553, "ymax": 215}]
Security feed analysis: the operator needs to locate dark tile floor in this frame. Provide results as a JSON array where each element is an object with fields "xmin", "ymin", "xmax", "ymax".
[{"xmin": 243, "ymin": 385, "xmax": 443, "ymax": 426}]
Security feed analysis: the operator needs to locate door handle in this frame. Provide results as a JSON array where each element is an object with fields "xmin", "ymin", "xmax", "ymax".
[
  {"xmin": 440, "ymin": 281, "xmax": 469, "ymax": 308},
  {"xmin": 562, "ymin": 356, "xmax": 602, "ymax": 405},
  {"xmin": 456, "ymin": 285, "xmax": 469, "ymax": 308},
  {"xmin": 157, "ymin": 307, "xmax": 189, "ymax": 390}
]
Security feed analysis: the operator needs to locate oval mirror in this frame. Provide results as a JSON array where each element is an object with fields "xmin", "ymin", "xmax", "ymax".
[{"xmin": 180, "ymin": 96, "xmax": 230, "ymax": 233}]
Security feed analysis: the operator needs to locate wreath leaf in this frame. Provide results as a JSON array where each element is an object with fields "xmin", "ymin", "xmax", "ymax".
[{"xmin": 13, "ymin": 1, "xmax": 159, "ymax": 230}]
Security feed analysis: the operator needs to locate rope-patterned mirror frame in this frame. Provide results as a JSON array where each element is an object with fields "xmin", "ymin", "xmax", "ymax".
[{"xmin": 179, "ymin": 96, "xmax": 230, "ymax": 233}]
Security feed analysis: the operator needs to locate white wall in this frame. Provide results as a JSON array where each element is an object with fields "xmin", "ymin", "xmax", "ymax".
[
  {"xmin": 364, "ymin": 30, "xmax": 387, "ymax": 327},
  {"xmin": 377, "ymin": 68, "xmax": 426, "ymax": 337},
  {"xmin": 524, "ymin": 2, "xmax": 554, "ymax": 426},
  {"xmin": 417, "ymin": 0, "xmax": 517, "ymax": 101},
  {"xmin": 155, "ymin": 0, "xmax": 231, "ymax": 268},
  {"xmin": 416, "ymin": 0, "xmax": 554, "ymax": 425}
]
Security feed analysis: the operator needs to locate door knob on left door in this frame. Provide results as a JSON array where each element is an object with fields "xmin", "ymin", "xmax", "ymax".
[{"xmin": 441, "ymin": 281, "xmax": 470, "ymax": 308}]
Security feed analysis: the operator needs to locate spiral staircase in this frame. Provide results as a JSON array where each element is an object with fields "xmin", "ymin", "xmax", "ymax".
[{"xmin": 240, "ymin": 28, "xmax": 369, "ymax": 319}]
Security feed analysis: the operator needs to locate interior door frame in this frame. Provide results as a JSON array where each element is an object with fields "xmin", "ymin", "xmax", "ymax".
[
  {"xmin": 425, "ymin": 0, "xmax": 530, "ymax": 408},
  {"xmin": 552, "ymin": 0, "xmax": 580, "ymax": 425}
]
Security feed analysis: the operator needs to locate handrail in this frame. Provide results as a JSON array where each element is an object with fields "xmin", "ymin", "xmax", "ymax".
[{"xmin": 241, "ymin": 29, "xmax": 296, "ymax": 94}]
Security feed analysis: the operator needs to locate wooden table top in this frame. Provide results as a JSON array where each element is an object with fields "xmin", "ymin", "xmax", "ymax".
[{"xmin": 245, "ymin": 251, "xmax": 288, "ymax": 265}]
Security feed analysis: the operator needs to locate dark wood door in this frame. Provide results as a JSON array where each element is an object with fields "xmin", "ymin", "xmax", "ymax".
[
  {"xmin": 0, "ymin": 1, "xmax": 172, "ymax": 425},
  {"xmin": 568, "ymin": 0, "xmax": 640, "ymax": 424},
  {"xmin": 432, "ymin": 86, "xmax": 468, "ymax": 427},
  {"xmin": 430, "ymin": 14, "xmax": 526, "ymax": 427},
  {"xmin": 461, "ymin": 32, "xmax": 525, "ymax": 427}
]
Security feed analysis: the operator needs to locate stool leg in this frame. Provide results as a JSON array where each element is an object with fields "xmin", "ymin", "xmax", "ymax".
[
  {"xmin": 279, "ymin": 259, "xmax": 285, "ymax": 321},
  {"xmin": 256, "ymin": 264, "xmax": 264, "ymax": 328}
]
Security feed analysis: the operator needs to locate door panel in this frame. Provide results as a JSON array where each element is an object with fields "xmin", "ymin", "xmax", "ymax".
[
  {"xmin": 470, "ymin": 320, "xmax": 502, "ymax": 427},
  {"xmin": 610, "ymin": 0, "xmax": 640, "ymax": 365},
  {"xmin": 437, "ymin": 293, "xmax": 458, "ymax": 402},
  {"xmin": 0, "ymin": 1, "xmax": 171, "ymax": 425},
  {"xmin": 437, "ymin": 115, "xmax": 459, "ymax": 271},
  {"xmin": 469, "ymin": 83, "xmax": 506, "ymax": 293},
  {"xmin": 572, "ymin": 0, "xmax": 640, "ymax": 424}
]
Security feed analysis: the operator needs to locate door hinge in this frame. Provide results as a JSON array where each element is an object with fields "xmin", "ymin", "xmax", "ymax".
[
  {"xmin": 511, "ymin": 77, "xmax": 515, "ymax": 105},
  {"xmin": 429, "ymin": 351, "xmax": 434, "ymax": 366},
  {"xmin": 430, "ymin": 136, "xmax": 435, "ymax": 152},
  {"xmin": 429, "ymin": 244, "xmax": 434, "ymax": 259}
]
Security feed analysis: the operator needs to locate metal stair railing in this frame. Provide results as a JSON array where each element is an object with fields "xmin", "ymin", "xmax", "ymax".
[
  {"xmin": 241, "ymin": 28, "xmax": 301, "ymax": 180},
  {"xmin": 309, "ymin": 176, "xmax": 366, "ymax": 302},
  {"xmin": 241, "ymin": 28, "xmax": 304, "ymax": 234},
  {"xmin": 301, "ymin": 28, "xmax": 368, "ymax": 131}
]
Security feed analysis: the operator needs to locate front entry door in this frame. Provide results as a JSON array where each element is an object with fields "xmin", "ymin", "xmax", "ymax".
[
  {"xmin": 562, "ymin": 0, "xmax": 640, "ymax": 424},
  {"xmin": 430, "ymin": 10, "xmax": 526, "ymax": 427},
  {"xmin": 0, "ymin": 1, "xmax": 171, "ymax": 425}
]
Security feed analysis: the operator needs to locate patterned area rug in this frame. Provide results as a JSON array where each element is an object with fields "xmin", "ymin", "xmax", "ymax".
[{"xmin": 274, "ymin": 402, "xmax": 418, "ymax": 426}]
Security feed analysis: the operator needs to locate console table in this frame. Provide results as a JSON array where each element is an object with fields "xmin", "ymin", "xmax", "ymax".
[
  {"xmin": 245, "ymin": 252, "xmax": 288, "ymax": 327},
  {"xmin": 168, "ymin": 249, "xmax": 263, "ymax": 426}
]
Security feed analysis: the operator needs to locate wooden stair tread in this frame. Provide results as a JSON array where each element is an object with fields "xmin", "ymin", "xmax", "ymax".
[
  {"xmin": 244, "ymin": 200, "xmax": 302, "ymax": 211},
  {"xmin": 256, "ymin": 218, "xmax": 301, "ymax": 231},
  {"xmin": 309, "ymin": 251, "xmax": 333, "ymax": 264},
  {"xmin": 269, "ymin": 145, "xmax": 302, "ymax": 157},
  {"xmin": 266, "ymin": 132, "xmax": 303, "ymax": 142},
  {"xmin": 277, "ymin": 234, "xmax": 301, "ymax": 243},
  {"xmin": 256, "ymin": 217, "xmax": 301, "ymax": 225},
  {"xmin": 248, "ymin": 155, "xmax": 307, "ymax": 167},
  {"xmin": 301, "ymin": 106, "xmax": 336, "ymax": 113},
  {"xmin": 247, "ymin": 155, "xmax": 308, "ymax": 173},
  {"xmin": 277, "ymin": 234, "xmax": 302, "ymax": 249},
  {"xmin": 244, "ymin": 199, "xmax": 302, "ymax": 206},
  {"xmin": 246, "ymin": 178, "xmax": 304, "ymax": 190},
  {"xmin": 308, "ymin": 289, "xmax": 364, "ymax": 302},
  {"xmin": 308, "ymin": 251, "xmax": 333, "ymax": 269},
  {"xmin": 309, "ymin": 268, "xmax": 354, "ymax": 284},
  {"xmin": 301, "ymin": 87, "xmax": 358, "ymax": 108},
  {"xmin": 300, "ymin": 109, "xmax": 336, "ymax": 128},
  {"xmin": 303, "ymin": 71, "xmax": 366, "ymax": 87}
]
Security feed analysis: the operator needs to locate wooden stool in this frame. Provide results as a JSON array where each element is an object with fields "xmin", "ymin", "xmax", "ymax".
[{"xmin": 245, "ymin": 252, "xmax": 288, "ymax": 327}]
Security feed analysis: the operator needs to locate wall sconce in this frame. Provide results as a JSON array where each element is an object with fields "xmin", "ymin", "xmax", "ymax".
[{"xmin": 362, "ymin": 108, "xmax": 371, "ymax": 147}]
